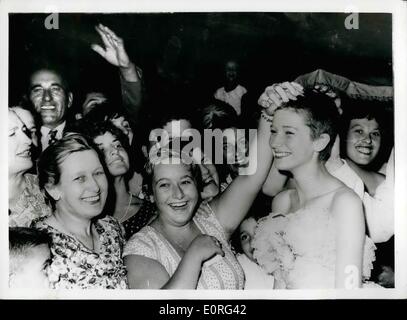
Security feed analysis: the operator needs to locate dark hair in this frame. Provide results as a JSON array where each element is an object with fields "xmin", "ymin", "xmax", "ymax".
[
  {"xmin": 196, "ymin": 99, "xmax": 240, "ymax": 131},
  {"xmin": 275, "ymin": 90, "xmax": 340, "ymax": 161},
  {"xmin": 76, "ymin": 120, "xmax": 134, "ymax": 178},
  {"xmin": 28, "ymin": 67, "xmax": 71, "ymax": 95},
  {"xmin": 9, "ymin": 227, "xmax": 51, "ymax": 273},
  {"xmin": 339, "ymin": 98, "xmax": 393, "ymax": 169},
  {"xmin": 83, "ymin": 101, "xmax": 130, "ymax": 123},
  {"xmin": 37, "ymin": 133, "xmax": 107, "ymax": 210},
  {"xmin": 9, "ymin": 227, "xmax": 51, "ymax": 253},
  {"xmin": 194, "ymin": 99, "xmax": 243, "ymax": 184}
]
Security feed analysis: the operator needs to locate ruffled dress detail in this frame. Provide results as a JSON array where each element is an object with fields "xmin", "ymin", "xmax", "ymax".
[{"xmin": 252, "ymin": 207, "xmax": 376, "ymax": 289}]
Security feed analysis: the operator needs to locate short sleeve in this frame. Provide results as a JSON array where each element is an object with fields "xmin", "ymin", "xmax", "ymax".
[
  {"xmin": 194, "ymin": 202, "xmax": 229, "ymax": 243},
  {"xmin": 123, "ymin": 228, "xmax": 158, "ymax": 260}
]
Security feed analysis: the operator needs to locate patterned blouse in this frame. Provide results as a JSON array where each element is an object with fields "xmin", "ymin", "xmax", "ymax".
[
  {"xmin": 35, "ymin": 216, "xmax": 128, "ymax": 289},
  {"xmin": 123, "ymin": 202, "xmax": 245, "ymax": 290},
  {"xmin": 9, "ymin": 173, "xmax": 52, "ymax": 227}
]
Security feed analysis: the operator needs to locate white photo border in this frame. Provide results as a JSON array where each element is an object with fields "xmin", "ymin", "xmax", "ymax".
[{"xmin": 1, "ymin": 0, "xmax": 406, "ymax": 300}]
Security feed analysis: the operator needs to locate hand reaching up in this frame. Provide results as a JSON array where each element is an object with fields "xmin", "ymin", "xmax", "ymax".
[
  {"xmin": 91, "ymin": 24, "xmax": 131, "ymax": 68},
  {"xmin": 258, "ymin": 82, "xmax": 304, "ymax": 116}
]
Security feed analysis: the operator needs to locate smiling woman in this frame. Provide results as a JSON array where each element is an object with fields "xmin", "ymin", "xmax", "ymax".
[
  {"xmin": 123, "ymin": 97, "xmax": 274, "ymax": 289},
  {"xmin": 33, "ymin": 133, "xmax": 128, "ymax": 289},
  {"xmin": 8, "ymin": 107, "xmax": 52, "ymax": 227},
  {"xmin": 339, "ymin": 99, "xmax": 391, "ymax": 196}
]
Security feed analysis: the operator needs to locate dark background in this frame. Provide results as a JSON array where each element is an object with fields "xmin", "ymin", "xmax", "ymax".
[{"xmin": 9, "ymin": 12, "xmax": 392, "ymax": 112}]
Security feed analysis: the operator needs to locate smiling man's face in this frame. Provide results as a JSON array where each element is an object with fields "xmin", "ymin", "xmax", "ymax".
[{"xmin": 29, "ymin": 69, "xmax": 72, "ymax": 129}]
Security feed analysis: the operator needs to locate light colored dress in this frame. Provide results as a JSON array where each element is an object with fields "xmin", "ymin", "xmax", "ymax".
[
  {"xmin": 9, "ymin": 173, "xmax": 52, "ymax": 227},
  {"xmin": 35, "ymin": 216, "xmax": 128, "ymax": 289},
  {"xmin": 237, "ymin": 254, "xmax": 275, "ymax": 289},
  {"xmin": 214, "ymin": 84, "xmax": 247, "ymax": 115},
  {"xmin": 123, "ymin": 202, "xmax": 245, "ymax": 289},
  {"xmin": 328, "ymin": 158, "xmax": 394, "ymax": 243},
  {"xmin": 253, "ymin": 203, "xmax": 376, "ymax": 289}
]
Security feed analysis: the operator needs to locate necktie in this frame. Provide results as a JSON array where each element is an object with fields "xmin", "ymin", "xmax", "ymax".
[{"xmin": 48, "ymin": 129, "xmax": 58, "ymax": 146}]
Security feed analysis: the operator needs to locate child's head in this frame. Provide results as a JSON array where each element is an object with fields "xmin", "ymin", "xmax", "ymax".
[
  {"xmin": 9, "ymin": 227, "xmax": 52, "ymax": 289},
  {"xmin": 232, "ymin": 216, "xmax": 258, "ymax": 262}
]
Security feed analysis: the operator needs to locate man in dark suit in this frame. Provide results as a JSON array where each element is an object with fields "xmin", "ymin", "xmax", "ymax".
[
  {"xmin": 26, "ymin": 24, "xmax": 144, "ymax": 152},
  {"xmin": 28, "ymin": 68, "xmax": 73, "ymax": 151}
]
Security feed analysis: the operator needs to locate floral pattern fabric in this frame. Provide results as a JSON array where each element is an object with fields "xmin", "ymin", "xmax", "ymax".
[
  {"xmin": 9, "ymin": 173, "xmax": 52, "ymax": 227},
  {"xmin": 253, "ymin": 207, "xmax": 377, "ymax": 289},
  {"xmin": 35, "ymin": 216, "xmax": 128, "ymax": 289}
]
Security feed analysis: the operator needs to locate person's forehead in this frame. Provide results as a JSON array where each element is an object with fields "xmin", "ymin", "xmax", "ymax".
[
  {"xmin": 111, "ymin": 115, "xmax": 126, "ymax": 122},
  {"xmin": 240, "ymin": 218, "xmax": 257, "ymax": 233},
  {"xmin": 164, "ymin": 119, "xmax": 191, "ymax": 129},
  {"xmin": 8, "ymin": 111, "xmax": 22, "ymax": 128},
  {"xmin": 274, "ymin": 108, "xmax": 307, "ymax": 126},
  {"xmin": 94, "ymin": 131, "xmax": 116, "ymax": 144},
  {"xmin": 60, "ymin": 150, "xmax": 101, "ymax": 174},
  {"xmin": 154, "ymin": 163, "xmax": 191, "ymax": 180},
  {"xmin": 350, "ymin": 117, "xmax": 380, "ymax": 128},
  {"xmin": 30, "ymin": 69, "xmax": 63, "ymax": 85},
  {"xmin": 226, "ymin": 61, "xmax": 238, "ymax": 69},
  {"xmin": 13, "ymin": 107, "xmax": 34, "ymax": 122}
]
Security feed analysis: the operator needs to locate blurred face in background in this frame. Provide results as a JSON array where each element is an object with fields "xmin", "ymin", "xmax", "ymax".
[
  {"xmin": 222, "ymin": 127, "xmax": 249, "ymax": 168},
  {"xmin": 198, "ymin": 156, "xmax": 220, "ymax": 202},
  {"xmin": 110, "ymin": 115, "xmax": 134, "ymax": 145},
  {"xmin": 225, "ymin": 60, "xmax": 239, "ymax": 84}
]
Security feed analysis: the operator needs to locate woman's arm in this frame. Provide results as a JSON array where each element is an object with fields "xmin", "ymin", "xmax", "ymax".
[
  {"xmin": 125, "ymin": 235, "xmax": 224, "ymax": 289},
  {"xmin": 261, "ymin": 161, "xmax": 288, "ymax": 197},
  {"xmin": 212, "ymin": 82, "xmax": 303, "ymax": 238},
  {"xmin": 211, "ymin": 115, "xmax": 273, "ymax": 238},
  {"xmin": 91, "ymin": 24, "xmax": 143, "ymax": 121},
  {"xmin": 333, "ymin": 190, "xmax": 365, "ymax": 289}
]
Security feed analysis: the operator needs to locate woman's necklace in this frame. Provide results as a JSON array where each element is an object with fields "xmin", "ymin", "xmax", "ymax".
[{"xmin": 118, "ymin": 192, "xmax": 134, "ymax": 223}]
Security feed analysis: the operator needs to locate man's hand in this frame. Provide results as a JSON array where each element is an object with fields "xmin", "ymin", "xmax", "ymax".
[{"xmin": 91, "ymin": 24, "xmax": 131, "ymax": 68}]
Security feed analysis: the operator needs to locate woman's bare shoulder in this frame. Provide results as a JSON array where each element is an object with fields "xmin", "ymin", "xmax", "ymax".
[
  {"xmin": 272, "ymin": 189, "xmax": 296, "ymax": 214},
  {"xmin": 331, "ymin": 186, "xmax": 364, "ymax": 223}
]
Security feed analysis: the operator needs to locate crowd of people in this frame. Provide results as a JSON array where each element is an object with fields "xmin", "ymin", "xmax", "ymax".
[{"xmin": 8, "ymin": 24, "xmax": 395, "ymax": 290}]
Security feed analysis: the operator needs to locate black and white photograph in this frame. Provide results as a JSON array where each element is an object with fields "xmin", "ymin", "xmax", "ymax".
[{"xmin": 2, "ymin": 0, "xmax": 406, "ymax": 301}]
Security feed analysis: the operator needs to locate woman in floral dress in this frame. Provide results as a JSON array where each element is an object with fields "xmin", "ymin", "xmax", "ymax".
[{"xmin": 34, "ymin": 133, "xmax": 127, "ymax": 289}]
